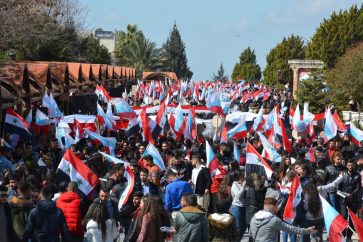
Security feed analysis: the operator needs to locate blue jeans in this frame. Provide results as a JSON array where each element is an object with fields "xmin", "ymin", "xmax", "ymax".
[
  {"xmin": 230, "ymin": 205, "xmax": 246, "ymax": 242},
  {"xmin": 282, "ymin": 231, "xmax": 296, "ymax": 242},
  {"xmin": 328, "ymin": 193, "xmax": 339, "ymax": 212}
]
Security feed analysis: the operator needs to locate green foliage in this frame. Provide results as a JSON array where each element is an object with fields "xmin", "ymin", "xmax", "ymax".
[
  {"xmin": 295, "ymin": 72, "xmax": 329, "ymax": 113},
  {"xmin": 231, "ymin": 47, "xmax": 261, "ymax": 82},
  {"xmin": 306, "ymin": 4, "xmax": 363, "ymax": 68},
  {"xmin": 119, "ymin": 36, "xmax": 165, "ymax": 78},
  {"xmin": 161, "ymin": 23, "xmax": 193, "ymax": 79},
  {"xmin": 325, "ymin": 42, "xmax": 363, "ymax": 111},
  {"xmin": 212, "ymin": 63, "xmax": 229, "ymax": 82},
  {"xmin": 78, "ymin": 35, "xmax": 111, "ymax": 64},
  {"xmin": 263, "ymin": 35, "xmax": 305, "ymax": 85}
]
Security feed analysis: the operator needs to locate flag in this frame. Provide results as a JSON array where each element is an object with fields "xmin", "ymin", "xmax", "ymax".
[
  {"xmin": 4, "ymin": 108, "xmax": 31, "ymax": 138},
  {"xmin": 252, "ymin": 107, "xmax": 265, "ymax": 132},
  {"xmin": 141, "ymin": 144, "xmax": 166, "ymax": 171},
  {"xmin": 64, "ymin": 132, "xmax": 76, "ymax": 149},
  {"xmin": 283, "ymin": 176, "xmax": 302, "ymax": 222},
  {"xmin": 42, "ymin": 90, "xmax": 51, "ymax": 108},
  {"xmin": 139, "ymin": 108, "xmax": 162, "ymax": 144},
  {"xmin": 320, "ymin": 195, "xmax": 348, "ymax": 242},
  {"xmin": 156, "ymin": 102, "xmax": 167, "ymax": 129},
  {"xmin": 84, "ymin": 129, "xmax": 117, "ymax": 156},
  {"xmin": 324, "ymin": 109, "xmax": 337, "ymax": 143},
  {"xmin": 25, "ymin": 110, "xmax": 32, "ymax": 124},
  {"xmin": 49, "ymin": 93, "xmax": 63, "ymax": 118},
  {"xmin": 95, "ymin": 84, "xmax": 111, "ymax": 103},
  {"xmin": 57, "ymin": 149, "xmax": 99, "ymax": 196},
  {"xmin": 246, "ymin": 143, "xmax": 273, "ymax": 178},
  {"xmin": 106, "ymin": 102, "xmax": 116, "ymax": 127},
  {"xmin": 118, "ymin": 166, "xmax": 135, "ymax": 210},
  {"xmin": 292, "ymin": 104, "xmax": 301, "ymax": 131},
  {"xmin": 97, "ymin": 103, "xmax": 113, "ymax": 130},
  {"xmin": 206, "ymin": 91, "xmax": 223, "ymax": 114},
  {"xmin": 227, "ymin": 115, "xmax": 248, "ymax": 140},
  {"xmin": 112, "ymin": 98, "xmax": 135, "ymax": 120},
  {"xmin": 303, "ymin": 102, "xmax": 315, "ymax": 125},
  {"xmin": 35, "ymin": 109, "xmax": 51, "ymax": 126},
  {"xmin": 349, "ymin": 122, "xmax": 363, "ymax": 146},
  {"xmin": 233, "ymin": 142, "xmax": 241, "ymax": 161},
  {"xmin": 348, "ymin": 208, "xmax": 363, "ymax": 242},
  {"xmin": 257, "ymin": 132, "xmax": 282, "ymax": 163},
  {"xmin": 272, "ymin": 106, "xmax": 292, "ymax": 153},
  {"xmin": 333, "ymin": 111, "xmax": 347, "ymax": 133},
  {"xmin": 99, "ymin": 151, "xmax": 130, "ymax": 166},
  {"xmin": 305, "ymin": 146, "xmax": 315, "ymax": 163},
  {"xmin": 206, "ymin": 141, "xmax": 225, "ymax": 177},
  {"xmin": 125, "ymin": 117, "xmax": 140, "ymax": 138}
]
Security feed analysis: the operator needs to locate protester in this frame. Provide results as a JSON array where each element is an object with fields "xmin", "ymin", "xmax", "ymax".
[
  {"xmin": 23, "ymin": 186, "xmax": 70, "ymax": 242},
  {"xmin": 120, "ymin": 191, "xmax": 143, "ymax": 235},
  {"xmin": 0, "ymin": 184, "xmax": 14, "ymax": 242},
  {"xmin": 174, "ymin": 193, "xmax": 209, "ymax": 242},
  {"xmin": 249, "ymin": 198, "xmax": 317, "ymax": 242}
]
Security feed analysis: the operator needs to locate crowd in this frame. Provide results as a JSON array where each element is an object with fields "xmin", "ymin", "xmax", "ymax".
[{"xmin": 0, "ymin": 81, "xmax": 362, "ymax": 242}]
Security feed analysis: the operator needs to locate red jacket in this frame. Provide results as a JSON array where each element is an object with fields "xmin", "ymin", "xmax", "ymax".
[{"xmin": 56, "ymin": 192, "xmax": 84, "ymax": 236}]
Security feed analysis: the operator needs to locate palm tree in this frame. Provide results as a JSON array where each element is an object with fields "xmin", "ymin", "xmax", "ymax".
[{"xmin": 122, "ymin": 37, "xmax": 165, "ymax": 78}]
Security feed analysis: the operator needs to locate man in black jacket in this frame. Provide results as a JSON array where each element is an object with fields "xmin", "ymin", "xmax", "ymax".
[
  {"xmin": 190, "ymin": 154, "xmax": 212, "ymax": 212},
  {"xmin": 23, "ymin": 186, "xmax": 70, "ymax": 242},
  {"xmin": 339, "ymin": 160, "xmax": 361, "ymax": 241},
  {"xmin": 0, "ymin": 185, "xmax": 14, "ymax": 242}
]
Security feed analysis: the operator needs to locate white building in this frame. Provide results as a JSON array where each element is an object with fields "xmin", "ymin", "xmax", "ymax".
[{"xmin": 94, "ymin": 28, "xmax": 116, "ymax": 63}]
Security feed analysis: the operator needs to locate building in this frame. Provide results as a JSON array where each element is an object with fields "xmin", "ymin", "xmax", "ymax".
[{"xmin": 95, "ymin": 28, "xmax": 116, "ymax": 63}]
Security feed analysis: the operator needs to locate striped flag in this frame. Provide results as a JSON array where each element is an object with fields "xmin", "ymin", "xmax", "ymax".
[
  {"xmin": 57, "ymin": 149, "xmax": 99, "ymax": 196},
  {"xmin": 206, "ymin": 141, "xmax": 225, "ymax": 177},
  {"xmin": 118, "ymin": 166, "xmax": 135, "ymax": 210},
  {"xmin": 246, "ymin": 142, "xmax": 273, "ymax": 178},
  {"xmin": 349, "ymin": 122, "xmax": 363, "ymax": 146},
  {"xmin": 324, "ymin": 109, "xmax": 337, "ymax": 143},
  {"xmin": 4, "ymin": 108, "xmax": 31, "ymax": 138},
  {"xmin": 84, "ymin": 129, "xmax": 117, "ymax": 156},
  {"xmin": 99, "ymin": 151, "xmax": 130, "ymax": 166},
  {"xmin": 257, "ymin": 131, "xmax": 282, "ymax": 163},
  {"xmin": 140, "ymin": 144, "xmax": 166, "ymax": 171},
  {"xmin": 283, "ymin": 176, "xmax": 302, "ymax": 222}
]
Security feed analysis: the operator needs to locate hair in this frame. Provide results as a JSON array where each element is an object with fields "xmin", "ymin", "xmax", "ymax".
[
  {"xmin": 166, "ymin": 170, "xmax": 176, "ymax": 178},
  {"xmin": 346, "ymin": 159, "xmax": 355, "ymax": 165},
  {"xmin": 298, "ymin": 164, "xmax": 321, "ymax": 217},
  {"xmin": 182, "ymin": 193, "xmax": 197, "ymax": 207},
  {"xmin": 92, "ymin": 203, "xmax": 109, "ymax": 242},
  {"xmin": 218, "ymin": 174, "xmax": 231, "ymax": 200},
  {"xmin": 58, "ymin": 182, "xmax": 68, "ymax": 193},
  {"xmin": 331, "ymin": 151, "xmax": 342, "ymax": 164},
  {"xmin": 264, "ymin": 197, "xmax": 278, "ymax": 206},
  {"xmin": 0, "ymin": 185, "xmax": 7, "ymax": 192},
  {"xmin": 18, "ymin": 181, "xmax": 31, "ymax": 194},
  {"xmin": 229, "ymin": 160, "xmax": 240, "ymax": 171},
  {"xmin": 67, "ymin": 181, "xmax": 78, "ymax": 192},
  {"xmin": 143, "ymin": 155, "xmax": 153, "ymax": 162},
  {"xmin": 216, "ymin": 199, "xmax": 230, "ymax": 213},
  {"xmin": 40, "ymin": 186, "xmax": 53, "ymax": 200},
  {"xmin": 279, "ymin": 155, "xmax": 291, "ymax": 180},
  {"xmin": 139, "ymin": 196, "xmax": 168, "ymax": 242},
  {"xmin": 232, "ymin": 169, "xmax": 244, "ymax": 182},
  {"xmin": 139, "ymin": 168, "xmax": 148, "ymax": 175},
  {"xmin": 133, "ymin": 191, "xmax": 143, "ymax": 198}
]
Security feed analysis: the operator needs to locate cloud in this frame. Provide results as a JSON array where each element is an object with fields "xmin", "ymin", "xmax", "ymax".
[
  {"xmin": 265, "ymin": 0, "xmax": 359, "ymax": 25},
  {"xmin": 210, "ymin": 19, "xmax": 248, "ymax": 34}
]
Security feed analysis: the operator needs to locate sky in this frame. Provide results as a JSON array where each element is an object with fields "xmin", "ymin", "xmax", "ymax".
[{"xmin": 80, "ymin": 0, "xmax": 362, "ymax": 80}]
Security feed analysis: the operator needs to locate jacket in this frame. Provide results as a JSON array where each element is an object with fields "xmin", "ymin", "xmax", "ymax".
[
  {"xmin": 164, "ymin": 178, "xmax": 193, "ymax": 212},
  {"xmin": 245, "ymin": 184, "xmax": 266, "ymax": 225},
  {"xmin": 136, "ymin": 212, "xmax": 171, "ymax": 242},
  {"xmin": 208, "ymin": 213, "xmax": 238, "ymax": 242},
  {"xmin": 340, "ymin": 170, "xmax": 361, "ymax": 202},
  {"xmin": 23, "ymin": 199, "xmax": 70, "ymax": 242},
  {"xmin": 249, "ymin": 210, "xmax": 311, "ymax": 242},
  {"xmin": 174, "ymin": 206, "xmax": 208, "ymax": 242},
  {"xmin": 56, "ymin": 192, "xmax": 84, "ymax": 236},
  {"xmin": 82, "ymin": 198, "xmax": 120, "ymax": 226},
  {"xmin": 193, "ymin": 166, "xmax": 212, "ymax": 196},
  {"xmin": 9, "ymin": 196, "xmax": 33, "ymax": 241},
  {"xmin": 0, "ymin": 202, "xmax": 15, "ymax": 242},
  {"xmin": 86, "ymin": 219, "xmax": 117, "ymax": 242},
  {"xmin": 324, "ymin": 164, "xmax": 346, "ymax": 187}
]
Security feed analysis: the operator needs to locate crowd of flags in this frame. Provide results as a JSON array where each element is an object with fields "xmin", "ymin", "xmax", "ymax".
[{"xmin": 2, "ymin": 79, "xmax": 363, "ymax": 240}]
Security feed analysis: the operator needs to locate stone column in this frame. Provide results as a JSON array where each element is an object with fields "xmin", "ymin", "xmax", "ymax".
[{"xmin": 292, "ymin": 67, "xmax": 299, "ymax": 99}]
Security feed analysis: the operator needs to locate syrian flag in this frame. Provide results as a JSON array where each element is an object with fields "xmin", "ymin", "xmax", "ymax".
[
  {"xmin": 125, "ymin": 117, "xmax": 140, "ymax": 138},
  {"xmin": 99, "ymin": 151, "xmax": 130, "ymax": 166},
  {"xmin": 95, "ymin": 85, "xmax": 111, "ymax": 103},
  {"xmin": 118, "ymin": 166, "xmax": 135, "ymax": 210},
  {"xmin": 305, "ymin": 146, "xmax": 316, "ymax": 163},
  {"xmin": 283, "ymin": 176, "xmax": 303, "ymax": 222},
  {"xmin": 84, "ymin": 129, "xmax": 117, "ymax": 156},
  {"xmin": 139, "ymin": 108, "xmax": 162, "ymax": 144},
  {"xmin": 272, "ymin": 106, "xmax": 292, "ymax": 153},
  {"xmin": 333, "ymin": 111, "xmax": 347, "ymax": 133},
  {"xmin": 252, "ymin": 107, "xmax": 265, "ymax": 132},
  {"xmin": 349, "ymin": 122, "xmax": 363, "ymax": 146},
  {"xmin": 227, "ymin": 114, "xmax": 248, "ymax": 140},
  {"xmin": 246, "ymin": 142, "xmax": 273, "ymax": 178},
  {"xmin": 139, "ymin": 144, "xmax": 166, "ymax": 171},
  {"xmin": 57, "ymin": 149, "xmax": 99, "ymax": 196},
  {"xmin": 4, "ymin": 108, "xmax": 31, "ymax": 138},
  {"xmin": 97, "ymin": 103, "xmax": 113, "ymax": 131},
  {"xmin": 206, "ymin": 141, "xmax": 226, "ymax": 177},
  {"xmin": 156, "ymin": 102, "xmax": 167, "ymax": 129},
  {"xmin": 25, "ymin": 110, "xmax": 33, "ymax": 124},
  {"xmin": 112, "ymin": 98, "xmax": 135, "ymax": 120},
  {"xmin": 257, "ymin": 131, "xmax": 282, "ymax": 163},
  {"xmin": 348, "ymin": 208, "xmax": 363, "ymax": 242}
]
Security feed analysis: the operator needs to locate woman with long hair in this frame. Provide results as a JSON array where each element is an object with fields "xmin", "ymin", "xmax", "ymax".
[
  {"xmin": 86, "ymin": 203, "xmax": 118, "ymax": 242},
  {"xmin": 245, "ymin": 173, "xmax": 267, "ymax": 227},
  {"xmin": 217, "ymin": 174, "xmax": 232, "ymax": 201},
  {"xmin": 136, "ymin": 196, "xmax": 171, "ymax": 242},
  {"xmin": 278, "ymin": 155, "xmax": 292, "ymax": 181}
]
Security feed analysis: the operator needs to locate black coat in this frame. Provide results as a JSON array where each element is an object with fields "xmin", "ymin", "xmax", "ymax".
[
  {"xmin": 194, "ymin": 167, "xmax": 212, "ymax": 196},
  {"xmin": 340, "ymin": 170, "xmax": 361, "ymax": 201},
  {"xmin": 324, "ymin": 164, "xmax": 346, "ymax": 186},
  {"xmin": 23, "ymin": 199, "xmax": 70, "ymax": 242}
]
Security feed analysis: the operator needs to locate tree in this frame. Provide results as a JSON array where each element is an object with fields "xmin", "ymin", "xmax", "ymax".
[
  {"xmin": 114, "ymin": 24, "xmax": 144, "ymax": 65},
  {"xmin": 295, "ymin": 72, "xmax": 329, "ymax": 113},
  {"xmin": 263, "ymin": 35, "xmax": 305, "ymax": 85},
  {"xmin": 231, "ymin": 47, "xmax": 261, "ymax": 82},
  {"xmin": 306, "ymin": 5, "xmax": 363, "ymax": 68},
  {"xmin": 78, "ymin": 35, "xmax": 111, "ymax": 64},
  {"xmin": 212, "ymin": 63, "xmax": 229, "ymax": 82},
  {"xmin": 161, "ymin": 23, "xmax": 193, "ymax": 79},
  {"xmin": 120, "ymin": 36, "xmax": 164, "ymax": 78},
  {"xmin": 325, "ymin": 42, "xmax": 363, "ymax": 110}
]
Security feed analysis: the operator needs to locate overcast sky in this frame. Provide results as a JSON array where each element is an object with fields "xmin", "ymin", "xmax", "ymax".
[{"xmin": 80, "ymin": 0, "xmax": 362, "ymax": 80}]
